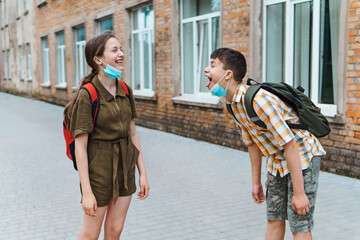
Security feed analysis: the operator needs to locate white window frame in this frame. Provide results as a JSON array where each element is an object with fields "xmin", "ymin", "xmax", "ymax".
[
  {"xmin": 7, "ymin": 49, "xmax": 11, "ymax": 79},
  {"xmin": 41, "ymin": 37, "xmax": 50, "ymax": 85},
  {"xmin": 263, "ymin": 0, "xmax": 338, "ymax": 117},
  {"xmin": 17, "ymin": 0, "xmax": 21, "ymax": 18},
  {"xmin": 179, "ymin": 0, "xmax": 221, "ymax": 104},
  {"xmin": 24, "ymin": 0, "xmax": 29, "ymax": 12},
  {"xmin": 19, "ymin": 45, "xmax": 24, "ymax": 79},
  {"xmin": 56, "ymin": 32, "xmax": 66, "ymax": 87},
  {"xmin": 4, "ymin": 0, "xmax": 8, "ymax": 25},
  {"xmin": 75, "ymin": 27, "xmax": 86, "ymax": 87},
  {"xmin": 131, "ymin": 5, "xmax": 155, "ymax": 97},
  {"xmin": 2, "ymin": 50, "xmax": 6, "ymax": 78},
  {"xmin": 26, "ymin": 43, "xmax": 32, "ymax": 80}
]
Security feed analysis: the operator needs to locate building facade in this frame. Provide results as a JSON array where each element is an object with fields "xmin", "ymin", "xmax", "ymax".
[
  {"xmin": 1, "ymin": 0, "xmax": 359, "ymax": 178},
  {"xmin": 0, "ymin": 0, "xmax": 37, "ymax": 96}
]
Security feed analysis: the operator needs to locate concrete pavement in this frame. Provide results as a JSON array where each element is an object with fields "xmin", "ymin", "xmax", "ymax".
[{"xmin": 0, "ymin": 92, "xmax": 359, "ymax": 240}]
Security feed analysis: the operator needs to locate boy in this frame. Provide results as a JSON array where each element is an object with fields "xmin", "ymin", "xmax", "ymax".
[{"xmin": 204, "ymin": 48, "xmax": 325, "ymax": 240}]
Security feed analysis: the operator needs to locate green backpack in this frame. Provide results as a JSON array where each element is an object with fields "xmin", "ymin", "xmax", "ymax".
[{"xmin": 226, "ymin": 78, "xmax": 331, "ymax": 138}]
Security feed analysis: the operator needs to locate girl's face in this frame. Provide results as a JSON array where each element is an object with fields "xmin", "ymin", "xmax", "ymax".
[{"xmin": 98, "ymin": 37, "xmax": 124, "ymax": 71}]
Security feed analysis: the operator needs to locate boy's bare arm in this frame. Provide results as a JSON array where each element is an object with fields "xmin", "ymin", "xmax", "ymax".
[
  {"xmin": 248, "ymin": 144, "xmax": 265, "ymax": 204},
  {"xmin": 283, "ymin": 139, "xmax": 311, "ymax": 215}
]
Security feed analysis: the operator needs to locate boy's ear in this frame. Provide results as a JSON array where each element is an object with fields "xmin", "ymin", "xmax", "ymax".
[{"xmin": 225, "ymin": 70, "xmax": 233, "ymax": 80}]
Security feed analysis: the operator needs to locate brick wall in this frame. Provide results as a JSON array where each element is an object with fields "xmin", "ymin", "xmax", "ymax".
[
  {"xmin": 319, "ymin": 0, "xmax": 360, "ymax": 178},
  {"xmin": 29, "ymin": 0, "xmax": 360, "ymax": 179}
]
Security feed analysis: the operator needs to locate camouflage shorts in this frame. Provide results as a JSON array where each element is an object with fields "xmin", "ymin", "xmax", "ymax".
[{"xmin": 265, "ymin": 156, "xmax": 321, "ymax": 233}]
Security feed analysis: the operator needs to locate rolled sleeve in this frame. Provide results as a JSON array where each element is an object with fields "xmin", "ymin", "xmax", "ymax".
[{"xmin": 70, "ymin": 89, "xmax": 94, "ymax": 138}]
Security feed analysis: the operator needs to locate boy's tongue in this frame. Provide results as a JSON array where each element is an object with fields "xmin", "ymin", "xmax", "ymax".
[{"xmin": 206, "ymin": 81, "xmax": 211, "ymax": 88}]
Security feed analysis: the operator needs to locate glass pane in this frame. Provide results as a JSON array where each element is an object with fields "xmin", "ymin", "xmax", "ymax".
[
  {"xmin": 265, "ymin": 3, "xmax": 285, "ymax": 83},
  {"xmin": 151, "ymin": 31, "xmax": 155, "ymax": 91},
  {"xmin": 76, "ymin": 45, "xmax": 80, "ymax": 83},
  {"xmin": 319, "ymin": 0, "xmax": 340, "ymax": 104},
  {"xmin": 133, "ymin": 33, "xmax": 141, "ymax": 90},
  {"xmin": 133, "ymin": 9, "xmax": 139, "ymax": 30},
  {"xmin": 143, "ymin": 33, "xmax": 150, "ymax": 89},
  {"xmin": 212, "ymin": 17, "xmax": 220, "ymax": 50},
  {"xmin": 182, "ymin": 0, "xmax": 220, "ymax": 19},
  {"xmin": 293, "ymin": 2, "xmax": 312, "ymax": 95},
  {"xmin": 183, "ymin": 22, "xmax": 194, "ymax": 94},
  {"xmin": 144, "ymin": 5, "xmax": 154, "ymax": 29},
  {"xmin": 58, "ymin": 32, "xmax": 65, "ymax": 46},
  {"xmin": 42, "ymin": 37, "xmax": 48, "ymax": 48},
  {"xmin": 99, "ymin": 17, "xmax": 113, "ymax": 32},
  {"xmin": 82, "ymin": 44, "xmax": 87, "ymax": 78},
  {"xmin": 76, "ymin": 27, "xmax": 85, "ymax": 41},
  {"xmin": 198, "ymin": 20, "xmax": 209, "ymax": 93}
]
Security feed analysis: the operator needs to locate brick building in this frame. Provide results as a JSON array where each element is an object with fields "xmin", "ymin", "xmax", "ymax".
[
  {"xmin": 0, "ymin": 0, "xmax": 37, "ymax": 96},
  {"xmin": 1, "ymin": 0, "xmax": 359, "ymax": 178}
]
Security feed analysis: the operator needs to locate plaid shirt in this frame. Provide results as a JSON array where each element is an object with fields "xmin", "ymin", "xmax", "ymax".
[{"xmin": 230, "ymin": 84, "xmax": 325, "ymax": 177}]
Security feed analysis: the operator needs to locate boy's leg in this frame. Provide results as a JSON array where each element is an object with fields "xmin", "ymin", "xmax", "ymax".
[
  {"xmin": 265, "ymin": 172, "xmax": 288, "ymax": 240},
  {"xmin": 287, "ymin": 156, "xmax": 321, "ymax": 238}
]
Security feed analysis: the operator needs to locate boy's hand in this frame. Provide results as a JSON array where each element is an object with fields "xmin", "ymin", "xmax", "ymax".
[
  {"xmin": 292, "ymin": 193, "xmax": 310, "ymax": 215},
  {"xmin": 252, "ymin": 184, "xmax": 266, "ymax": 204}
]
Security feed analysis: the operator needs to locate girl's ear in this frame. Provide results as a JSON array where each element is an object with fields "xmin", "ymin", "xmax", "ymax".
[{"xmin": 93, "ymin": 56, "xmax": 102, "ymax": 66}]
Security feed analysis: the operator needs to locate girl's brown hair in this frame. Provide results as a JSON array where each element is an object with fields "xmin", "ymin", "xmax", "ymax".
[{"xmin": 63, "ymin": 30, "xmax": 117, "ymax": 129}]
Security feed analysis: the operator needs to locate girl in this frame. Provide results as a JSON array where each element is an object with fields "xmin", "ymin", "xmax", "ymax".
[{"xmin": 64, "ymin": 31, "xmax": 149, "ymax": 240}]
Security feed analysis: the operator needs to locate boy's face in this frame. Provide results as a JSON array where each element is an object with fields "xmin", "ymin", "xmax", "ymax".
[{"xmin": 204, "ymin": 58, "xmax": 229, "ymax": 90}]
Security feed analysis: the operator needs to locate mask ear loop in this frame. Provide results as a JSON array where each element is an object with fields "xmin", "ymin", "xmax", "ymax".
[
  {"xmin": 95, "ymin": 57, "xmax": 106, "ymax": 70},
  {"xmin": 223, "ymin": 71, "xmax": 231, "ymax": 89}
]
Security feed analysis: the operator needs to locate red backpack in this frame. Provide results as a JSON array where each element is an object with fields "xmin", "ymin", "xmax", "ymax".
[{"xmin": 63, "ymin": 80, "xmax": 129, "ymax": 170}]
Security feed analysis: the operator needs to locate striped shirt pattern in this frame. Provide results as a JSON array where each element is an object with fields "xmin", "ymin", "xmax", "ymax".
[{"xmin": 230, "ymin": 84, "xmax": 326, "ymax": 177}]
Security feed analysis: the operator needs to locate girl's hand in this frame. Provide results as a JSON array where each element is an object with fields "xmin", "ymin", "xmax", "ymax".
[
  {"xmin": 82, "ymin": 192, "xmax": 97, "ymax": 216},
  {"xmin": 137, "ymin": 175, "xmax": 149, "ymax": 200}
]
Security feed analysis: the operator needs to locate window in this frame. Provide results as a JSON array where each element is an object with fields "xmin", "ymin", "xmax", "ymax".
[
  {"xmin": 4, "ymin": 0, "xmax": 8, "ymax": 25},
  {"xmin": 41, "ymin": 36, "xmax": 50, "ymax": 84},
  {"xmin": 24, "ymin": 0, "xmax": 29, "ymax": 12},
  {"xmin": 2, "ymin": 50, "xmax": 6, "ymax": 78},
  {"xmin": 26, "ymin": 43, "xmax": 32, "ymax": 79},
  {"xmin": 17, "ymin": 0, "xmax": 21, "ymax": 17},
  {"xmin": 181, "ymin": 0, "xmax": 220, "ymax": 96},
  {"xmin": 263, "ymin": 0, "xmax": 341, "ymax": 116},
  {"xmin": 56, "ymin": 32, "xmax": 66, "ymax": 86},
  {"xmin": 75, "ymin": 26, "xmax": 86, "ymax": 86},
  {"xmin": 131, "ymin": 5, "xmax": 154, "ymax": 94},
  {"xmin": 7, "ymin": 49, "xmax": 11, "ymax": 79},
  {"xmin": 98, "ymin": 16, "xmax": 113, "ymax": 33},
  {"xmin": 19, "ymin": 45, "xmax": 24, "ymax": 79}
]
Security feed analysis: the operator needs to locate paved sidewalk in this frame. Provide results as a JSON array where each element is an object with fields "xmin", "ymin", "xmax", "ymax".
[{"xmin": 0, "ymin": 92, "xmax": 359, "ymax": 240}]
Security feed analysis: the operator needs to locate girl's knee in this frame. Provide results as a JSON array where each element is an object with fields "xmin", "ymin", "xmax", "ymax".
[
  {"xmin": 105, "ymin": 222, "xmax": 125, "ymax": 237},
  {"xmin": 78, "ymin": 231, "xmax": 101, "ymax": 240}
]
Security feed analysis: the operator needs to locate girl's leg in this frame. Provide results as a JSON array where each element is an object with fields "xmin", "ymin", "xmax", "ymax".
[
  {"xmin": 78, "ymin": 206, "xmax": 107, "ymax": 240},
  {"xmin": 103, "ymin": 196, "xmax": 132, "ymax": 240}
]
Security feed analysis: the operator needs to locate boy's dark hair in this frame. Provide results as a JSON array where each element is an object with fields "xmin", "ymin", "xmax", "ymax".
[{"xmin": 210, "ymin": 48, "xmax": 247, "ymax": 82}]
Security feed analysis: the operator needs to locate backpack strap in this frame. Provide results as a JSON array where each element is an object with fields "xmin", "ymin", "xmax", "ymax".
[
  {"xmin": 119, "ymin": 80, "xmax": 130, "ymax": 97},
  {"xmin": 244, "ymin": 84, "xmax": 267, "ymax": 129},
  {"xmin": 226, "ymin": 104, "xmax": 241, "ymax": 124},
  {"xmin": 81, "ymin": 82, "xmax": 100, "ymax": 125}
]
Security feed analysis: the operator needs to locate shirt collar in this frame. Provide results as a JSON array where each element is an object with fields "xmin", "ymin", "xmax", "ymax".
[
  {"xmin": 92, "ymin": 76, "xmax": 126, "ymax": 102},
  {"xmin": 231, "ymin": 83, "xmax": 249, "ymax": 103}
]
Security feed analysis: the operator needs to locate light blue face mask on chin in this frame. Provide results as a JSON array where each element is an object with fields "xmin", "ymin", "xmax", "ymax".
[
  {"xmin": 96, "ymin": 57, "xmax": 122, "ymax": 80},
  {"xmin": 209, "ymin": 71, "xmax": 230, "ymax": 97}
]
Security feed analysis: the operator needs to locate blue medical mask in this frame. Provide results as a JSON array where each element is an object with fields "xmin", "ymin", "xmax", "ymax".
[
  {"xmin": 96, "ymin": 57, "xmax": 122, "ymax": 80},
  {"xmin": 209, "ymin": 71, "xmax": 230, "ymax": 97}
]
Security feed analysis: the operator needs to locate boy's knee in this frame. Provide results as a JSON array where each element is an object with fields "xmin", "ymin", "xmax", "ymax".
[
  {"xmin": 293, "ymin": 231, "xmax": 312, "ymax": 240},
  {"xmin": 267, "ymin": 220, "xmax": 285, "ymax": 228}
]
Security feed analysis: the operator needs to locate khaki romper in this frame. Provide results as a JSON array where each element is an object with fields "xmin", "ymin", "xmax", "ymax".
[{"xmin": 70, "ymin": 76, "xmax": 139, "ymax": 207}]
